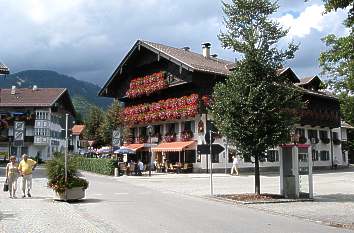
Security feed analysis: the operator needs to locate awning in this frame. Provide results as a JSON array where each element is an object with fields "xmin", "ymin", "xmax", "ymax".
[
  {"xmin": 152, "ymin": 141, "xmax": 196, "ymax": 152},
  {"xmin": 124, "ymin": 143, "xmax": 144, "ymax": 151}
]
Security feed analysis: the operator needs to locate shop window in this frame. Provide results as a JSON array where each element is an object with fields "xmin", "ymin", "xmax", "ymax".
[
  {"xmin": 211, "ymin": 151, "xmax": 219, "ymax": 163},
  {"xmin": 185, "ymin": 150, "xmax": 196, "ymax": 163},
  {"xmin": 320, "ymin": 151, "xmax": 330, "ymax": 161}
]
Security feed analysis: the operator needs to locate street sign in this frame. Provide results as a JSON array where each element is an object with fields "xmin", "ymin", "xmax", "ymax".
[
  {"xmin": 197, "ymin": 144, "xmax": 225, "ymax": 155},
  {"xmin": 112, "ymin": 130, "xmax": 121, "ymax": 147},
  {"xmin": 204, "ymin": 121, "xmax": 219, "ymax": 144}
]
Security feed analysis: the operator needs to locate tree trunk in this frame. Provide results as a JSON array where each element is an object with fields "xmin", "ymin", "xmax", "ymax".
[{"xmin": 254, "ymin": 154, "xmax": 260, "ymax": 195}]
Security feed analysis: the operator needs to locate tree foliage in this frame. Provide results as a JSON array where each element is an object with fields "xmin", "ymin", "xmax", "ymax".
[
  {"xmin": 317, "ymin": 0, "xmax": 354, "ymax": 125},
  {"xmin": 99, "ymin": 100, "xmax": 124, "ymax": 145},
  {"xmin": 84, "ymin": 106, "xmax": 104, "ymax": 147},
  {"xmin": 214, "ymin": 0, "xmax": 302, "ymax": 194}
]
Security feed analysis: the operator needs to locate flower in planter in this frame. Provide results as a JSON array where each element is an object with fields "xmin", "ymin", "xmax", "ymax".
[
  {"xmin": 126, "ymin": 72, "xmax": 167, "ymax": 98},
  {"xmin": 181, "ymin": 130, "xmax": 193, "ymax": 141},
  {"xmin": 164, "ymin": 132, "xmax": 176, "ymax": 142},
  {"xmin": 46, "ymin": 153, "xmax": 89, "ymax": 195}
]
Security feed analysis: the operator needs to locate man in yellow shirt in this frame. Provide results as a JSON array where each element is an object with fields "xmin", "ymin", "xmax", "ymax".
[{"xmin": 18, "ymin": 154, "xmax": 37, "ymax": 198}]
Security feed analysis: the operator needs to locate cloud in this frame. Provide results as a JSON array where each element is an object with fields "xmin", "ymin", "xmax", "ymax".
[
  {"xmin": 278, "ymin": 4, "xmax": 348, "ymax": 38},
  {"xmin": 0, "ymin": 0, "xmax": 349, "ymax": 85}
]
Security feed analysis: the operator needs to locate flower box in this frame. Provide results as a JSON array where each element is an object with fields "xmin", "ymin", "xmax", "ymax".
[
  {"xmin": 123, "ymin": 94, "xmax": 199, "ymax": 125},
  {"xmin": 54, "ymin": 187, "xmax": 85, "ymax": 201}
]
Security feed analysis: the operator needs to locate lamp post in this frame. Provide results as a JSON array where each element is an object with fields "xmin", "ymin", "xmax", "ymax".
[
  {"xmin": 209, "ymin": 130, "xmax": 213, "ymax": 196},
  {"xmin": 147, "ymin": 125, "xmax": 153, "ymax": 177},
  {"xmin": 64, "ymin": 113, "xmax": 69, "ymax": 201}
]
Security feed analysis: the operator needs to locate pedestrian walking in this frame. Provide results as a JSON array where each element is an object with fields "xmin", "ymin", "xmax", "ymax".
[
  {"xmin": 5, "ymin": 156, "xmax": 19, "ymax": 198},
  {"xmin": 18, "ymin": 154, "xmax": 37, "ymax": 198},
  {"xmin": 231, "ymin": 155, "xmax": 239, "ymax": 176},
  {"xmin": 137, "ymin": 160, "xmax": 144, "ymax": 176}
]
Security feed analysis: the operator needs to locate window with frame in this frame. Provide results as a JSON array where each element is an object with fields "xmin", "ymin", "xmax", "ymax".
[
  {"xmin": 295, "ymin": 128, "xmax": 305, "ymax": 137},
  {"xmin": 308, "ymin": 129, "xmax": 318, "ymax": 140},
  {"xmin": 312, "ymin": 150, "xmax": 319, "ymax": 161},
  {"xmin": 320, "ymin": 150, "xmax": 330, "ymax": 161},
  {"xmin": 167, "ymin": 123, "xmax": 176, "ymax": 134},
  {"xmin": 183, "ymin": 121, "xmax": 195, "ymax": 133},
  {"xmin": 298, "ymin": 147, "xmax": 308, "ymax": 162},
  {"xmin": 319, "ymin": 130, "xmax": 328, "ymax": 139},
  {"xmin": 266, "ymin": 150, "xmax": 279, "ymax": 162}
]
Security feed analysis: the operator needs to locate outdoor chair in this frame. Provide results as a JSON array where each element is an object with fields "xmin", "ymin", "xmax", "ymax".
[
  {"xmin": 181, "ymin": 163, "xmax": 189, "ymax": 173},
  {"xmin": 130, "ymin": 164, "xmax": 136, "ymax": 175},
  {"xmin": 118, "ymin": 163, "xmax": 127, "ymax": 176}
]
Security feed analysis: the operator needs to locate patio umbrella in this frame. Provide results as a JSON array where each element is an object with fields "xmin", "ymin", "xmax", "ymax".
[{"xmin": 114, "ymin": 147, "xmax": 135, "ymax": 155}]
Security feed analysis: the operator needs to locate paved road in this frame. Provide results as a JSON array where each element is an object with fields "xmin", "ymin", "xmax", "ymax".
[{"xmin": 71, "ymin": 172, "xmax": 351, "ymax": 233}]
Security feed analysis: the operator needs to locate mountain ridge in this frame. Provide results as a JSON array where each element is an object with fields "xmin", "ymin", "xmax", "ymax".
[{"xmin": 0, "ymin": 70, "xmax": 112, "ymax": 117}]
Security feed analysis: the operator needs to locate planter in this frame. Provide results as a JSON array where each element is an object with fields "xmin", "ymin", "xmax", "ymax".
[{"xmin": 54, "ymin": 187, "xmax": 85, "ymax": 201}]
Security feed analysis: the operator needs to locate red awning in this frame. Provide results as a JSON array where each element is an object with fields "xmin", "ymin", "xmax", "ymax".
[
  {"xmin": 152, "ymin": 141, "xmax": 196, "ymax": 152},
  {"xmin": 124, "ymin": 144, "xmax": 144, "ymax": 151}
]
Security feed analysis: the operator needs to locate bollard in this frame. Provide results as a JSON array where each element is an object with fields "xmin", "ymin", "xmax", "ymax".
[{"xmin": 114, "ymin": 168, "xmax": 119, "ymax": 177}]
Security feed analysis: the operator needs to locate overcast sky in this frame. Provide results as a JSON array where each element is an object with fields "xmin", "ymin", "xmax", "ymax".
[{"xmin": 0, "ymin": 0, "xmax": 349, "ymax": 86}]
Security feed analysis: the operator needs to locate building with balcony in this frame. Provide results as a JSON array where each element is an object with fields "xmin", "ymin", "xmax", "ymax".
[
  {"xmin": 99, "ymin": 40, "xmax": 350, "ymax": 171},
  {"xmin": 0, "ymin": 86, "xmax": 75, "ymax": 160}
]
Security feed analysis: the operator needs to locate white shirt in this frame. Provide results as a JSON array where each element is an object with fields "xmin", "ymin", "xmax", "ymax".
[
  {"xmin": 232, "ymin": 157, "xmax": 239, "ymax": 165},
  {"xmin": 138, "ymin": 161, "xmax": 144, "ymax": 171}
]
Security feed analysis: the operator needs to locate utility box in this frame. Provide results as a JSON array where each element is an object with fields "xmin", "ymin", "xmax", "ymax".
[{"xmin": 279, "ymin": 144, "xmax": 313, "ymax": 199}]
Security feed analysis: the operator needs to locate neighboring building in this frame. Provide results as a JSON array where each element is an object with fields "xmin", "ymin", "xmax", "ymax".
[
  {"xmin": 0, "ymin": 62, "xmax": 10, "ymax": 75},
  {"xmin": 0, "ymin": 86, "xmax": 75, "ymax": 160},
  {"xmin": 71, "ymin": 124, "xmax": 86, "ymax": 154},
  {"xmin": 99, "ymin": 40, "xmax": 345, "ymax": 171}
]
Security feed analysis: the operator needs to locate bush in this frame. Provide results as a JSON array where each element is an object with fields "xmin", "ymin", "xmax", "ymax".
[
  {"xmin": 46, "ymin": 152, "xmax": 89, "ymax": 193},
  {"xmin": 73, "ymin": 156, "xmax": 116, "ymax": 176}
]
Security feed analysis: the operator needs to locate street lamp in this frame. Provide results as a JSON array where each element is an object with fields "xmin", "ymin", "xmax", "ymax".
[{"xmin": 147, "ymin": 125, "xmax": 153, "ymax": 177}]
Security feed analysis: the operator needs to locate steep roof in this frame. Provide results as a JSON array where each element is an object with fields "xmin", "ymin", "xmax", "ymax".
[
  {"xmin": 0, "ymin": 88, "xmax": 76, "ymax": 115},
  {"xmin": 0, "ymin": 62, "xmax": 9, "ymax": 75},
  {"xmin": 0, "ymin": 88, "xmax": 66, "ymax": 107},
  {"xmin": 72, "ymin": 124, "xmax": 85, "ymax": 135},
  {"xmin": 99, "ymin": 40, "xmax": 234, "ymax": 96},
  {"xmin": 141, "ymin": 40, "xmax": 233, "ymax": 75}
]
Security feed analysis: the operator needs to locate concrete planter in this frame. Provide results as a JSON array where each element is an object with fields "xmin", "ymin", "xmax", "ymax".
[{"xmin": 54, "ymin": 187, "xmax": 85, "ymax": 201}]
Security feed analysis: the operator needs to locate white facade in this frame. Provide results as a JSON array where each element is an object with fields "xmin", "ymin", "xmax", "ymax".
[
  {"xmin": 129, "ymin": 114, "xmax": 348, "ymax": 171},
  {"xmin": 0, "ymin": 108, "xmax": 70, "ymax": 161}
]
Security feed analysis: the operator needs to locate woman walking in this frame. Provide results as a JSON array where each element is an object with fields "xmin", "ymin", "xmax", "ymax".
[{"xmin": 6, "ymin": 156, "xmax": 19, "ymax": 198}]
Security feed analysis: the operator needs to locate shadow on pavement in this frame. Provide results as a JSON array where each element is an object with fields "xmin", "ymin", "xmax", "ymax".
[
  {"xmin": 67, "ymin": 198, "xmax": 104, "ymax": 204},
  {"xmin": 0, "ymin": 212, "xmax": 16, "ymax": 221},
  {"xmin": 316, "ymin": 193, "xmax": 354, "ymax": 203}
]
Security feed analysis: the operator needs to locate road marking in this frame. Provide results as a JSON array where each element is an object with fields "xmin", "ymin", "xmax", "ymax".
[
  {"xmin": 114, "ymin": 192, "xmax": 129, "ymax": 195},
  {"xmin": 92, "ymin": 193, "xmax": 103, "ymax": 196}
]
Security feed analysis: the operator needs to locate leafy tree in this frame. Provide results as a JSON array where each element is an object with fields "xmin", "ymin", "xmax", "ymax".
[
  {"xmin": 99, "ymin": 100, "xmax": 124, "ymax": 145},
  {"xmin": 214, "ymin": 0, "xmax": 302, "ymax": 194},
  {"xmin": 317, "ymin": 0, "xmax": 354, "ymax": 124},
  {"xmin": 84, "ymin": 106, "xmax": 104, "ymax": 147}
]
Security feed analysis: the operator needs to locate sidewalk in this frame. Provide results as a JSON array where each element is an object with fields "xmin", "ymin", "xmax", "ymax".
[
  {"xmin": 0, "ymin": 177, "xmax": 103, "ymax": 233},
  {"xmin": 114, "ymin": 169, "xmax": 354, "ymax": 230}
]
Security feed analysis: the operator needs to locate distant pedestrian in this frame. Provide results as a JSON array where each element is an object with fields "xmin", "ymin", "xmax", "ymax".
[
  {"xmin": 18, "ymin": 154, "xmax": 37, "ymax": 198},
  {"xmin": 6, "ymin": 156, "xmax": 19, "ymax": 198},
  {"xmin": 231, "ymin": 155, "xmax": 239, "ymax": 176},
  {"xmin": 137, "ymin": 160, "xmax": 144, "ymax": 176}
]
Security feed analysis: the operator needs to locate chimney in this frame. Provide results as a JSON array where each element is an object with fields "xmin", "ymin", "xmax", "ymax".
[
  {"xmin": 202, "ymin": 42, "xmax": 211, "ymax": 58},
  {"xmin": 11, "ymin": 85, "xmax": 16, "ymax": 95},
  {"xmin": 182, "ymin": 46, "xmax": 190, "ymax": 51},
  {"xmin": 33, "ymin": 85, "xmax": 38, "ymax": 91}
]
